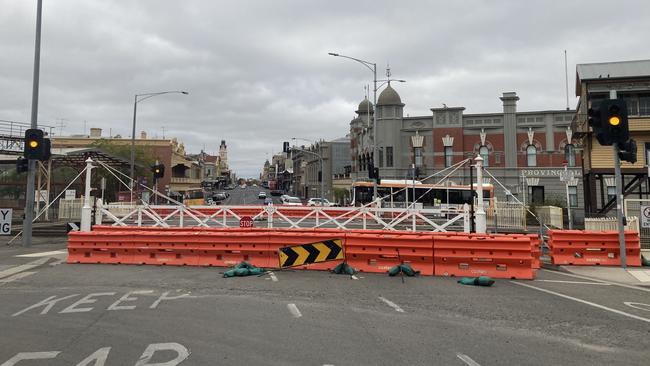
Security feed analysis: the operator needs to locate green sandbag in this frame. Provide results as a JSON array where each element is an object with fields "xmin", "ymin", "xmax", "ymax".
[
  {"xmin": 223, "ymin": 269, "xmax": 237, "ymax": 278},
  {"xmin": 642, "ymin": 255, "xmax": 650, "ymax": 267},
  {"xmin": 248, "ymin": 267, "xmax": 265, "ymax": 275},
  {"xmin": 344, "ymin": 264, "xmax": 356, "ymax": 275},
  {"xmin": 457, "ymin": 276, "xmax": 495, "ymax": 286},
  {"xmin": 234, "ymin": 268, "xmax": 250, "ymax": 276},
  {"xmin": 388, "ymin": 265, "xmax": 401, "ymax": 276},
  {"xmin": 331, "ymin": 262, "xmax": 357, "ymax": 275},
  {"xmin": 234, "ymin": 261, "xmax": 254, "ymax": 270},
  {"xmin": 399, "ymin": 264, "xmax": 420, "ymax": 277}
]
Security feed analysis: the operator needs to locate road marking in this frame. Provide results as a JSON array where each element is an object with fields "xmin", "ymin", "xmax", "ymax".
[
  {"xmin": 511, "ymin": 281, "xmax": 650, "ymax": 324},
  {"xmin": 269, "ymin": 272, "xmax": 278, "ymax": 282},
  {"xmin": 150, "ymin": 291, "xmax": 191, "ymax": 309},
  {"xmin": 0, "ymin": 271, "xmax": 36, "ymax": 284},
  {"xmin": 0, "ymin": 351, "xmax": 60, "ymax": 366},
  {"xmin": 623, "ymin": 302, "xmax": 650, "ymax": 312},
  {"xmin": 15, "ymin": 250, "xmax": 66, "ymax": 258},
  {"xmin": 351, "ymin": 275, "xmax": 359, "ymax": 280},
  {"xmin": 0, "ymin": 258, "xmax": 50, "ymax": 280},
  {"xmin": 540, "ymin": 269, "xmax": 650, "ymax": 293},
  {"xmin": 456, "ymin": 353, "xmax": 482, "ymax": 366},
  {"xmin": 627, "ymin": 269, "xmax": 650, "ymax": 283},
  {"xmin": 534, "ymin": 279, "xmax": 611, "ymax": 286},
  {"xmin": 287, "ymin": 303, "xmax": 302, "ymax": 318},
  {"xmin": 378, "ymin": 296, "xmax": 405, "ymax": 313}
]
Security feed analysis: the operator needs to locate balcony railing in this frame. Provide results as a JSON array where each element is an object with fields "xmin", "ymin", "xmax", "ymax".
[{"xmin": 171, "ymin": 177, "xmax": 202, "ymax": 184}]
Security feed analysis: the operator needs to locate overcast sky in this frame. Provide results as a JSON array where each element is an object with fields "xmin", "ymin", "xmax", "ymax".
[{"xmin": 2, "ymin": 1, "xmax": 649, "ymax": 177}]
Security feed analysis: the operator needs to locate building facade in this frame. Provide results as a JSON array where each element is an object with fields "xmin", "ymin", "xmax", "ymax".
[{"xmin": 349, "ymin": 85, "xmax": 583, "ymax": 221}]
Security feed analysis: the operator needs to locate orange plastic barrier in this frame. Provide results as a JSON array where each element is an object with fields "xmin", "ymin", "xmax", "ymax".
[
  {"xmin": 345, "ymin": 231, "xmax": 435, "ymax": 275},
  {"xmin": 548, "ymin": 230, "xmax": 641, "ymax": 266},
  {"xmin": 433, "ymin": 233, "xmax": 534, "ymax": 280}
]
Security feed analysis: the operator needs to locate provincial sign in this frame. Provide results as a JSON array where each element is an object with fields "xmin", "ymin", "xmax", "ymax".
[
  {"xmin": 278, "ymin": 239, "xmax": 344, "ymax": 268},
  {"xmin": 641, "ymin": 206, "xmax": 650, "ymax": 228}
]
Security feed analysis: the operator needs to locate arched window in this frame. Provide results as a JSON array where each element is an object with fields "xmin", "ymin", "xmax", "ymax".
[
  {"xmin": 479, "ymin": 146, "xmax": 489, "ymax": 167},
  {"xmin": 565, "ymin": 144, "xmax": 576, "ymax": 167},
  {"xmin": 526, "ymin": 145, "xmax": 537, "ymax": 167},
  {"xmin": 414, "ymin": 147, "xmax": 423, "ymax": 167}
]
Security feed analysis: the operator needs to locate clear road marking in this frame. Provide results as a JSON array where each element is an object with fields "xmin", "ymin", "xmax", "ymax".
[
  {"xmin": 534, "ymin": 279, "xmax": 611, "ymax": 286},
  {"xmin": 623, "ymin": 302, "xmax": 650, "ymax": 312},
  {"xmin": 351, "ymin": 275, "xmax": 359, "ymax": 280},
  {"xmin": 0, "ymin": 271, "xmax": 36, "ymax": 284},
  {"xmin": 540, "ymin": 269, "xmax": 650, "ymax": 293},
  {"xmin": 287, "ymin": 303, "xmax": 302, "ymax": 318},
  {"xmin": 15, "ymin": 250, "xmax": 66, "ymax": 258},
  {"xmin": 269, "ymin": 272, "xmax": 278, "ymax": 282},
  {"xmin": 378, "ymin": 296, "xmax": 405, "ymax": 313},
  {"xmin": 511, "ymin": 281, "xmax": 650, "ymax": 324},
  {"xmin": 456, "ymin": 353, "xmax": 482, "ymax": 366},
  {"xmin": 0, "ymin": 257, "xmax": 49, "ymax": 280}
]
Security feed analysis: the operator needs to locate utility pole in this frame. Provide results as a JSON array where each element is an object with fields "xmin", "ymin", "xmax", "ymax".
[
  {"xmin": 610, "ymin": 90, "xmax": 627, "ymax": 268},
  {"xmin": 23, "ymin": 0, "xmax": 43, "ymax": 247}
]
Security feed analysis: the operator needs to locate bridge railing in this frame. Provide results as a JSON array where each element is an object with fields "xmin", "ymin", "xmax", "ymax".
[{"xmin": 97, "ymin": 202, "xmax": 471, "ymax": 232}]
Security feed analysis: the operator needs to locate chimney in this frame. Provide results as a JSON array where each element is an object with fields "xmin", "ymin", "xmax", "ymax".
[
  {"xmin": 89, "ymin": 128, "xmax": 102, "ymax": 138},
  {"xmin": 500, "ymin": 92, "xmax": 519, "ymax": 168},
  {"xmin": 140, "ymin": 131, "xmax": 147, "ymax": 139}
]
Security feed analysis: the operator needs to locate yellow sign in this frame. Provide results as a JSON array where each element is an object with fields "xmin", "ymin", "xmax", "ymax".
[{"xmin": 278, "ymin": 239, "xmax": 344, "ymax": 268}]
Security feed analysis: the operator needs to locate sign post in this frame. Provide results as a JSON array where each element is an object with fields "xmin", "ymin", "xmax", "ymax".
[
  {"xmin": 560, "ymin": 161, "xmax": 574, "ymax": 230},
  {"xmin": 641, "ymin": 206, "xmax": 650, "ymax": 229}
]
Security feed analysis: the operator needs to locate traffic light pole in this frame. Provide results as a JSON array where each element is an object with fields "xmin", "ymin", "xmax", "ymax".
[
  {"xmin": 23, "ymin": 0, "xmax": 43, "ymax": 247},
  {"xmin": 610, "ymin": 90, "xmax": 627, "ymax": 268}
]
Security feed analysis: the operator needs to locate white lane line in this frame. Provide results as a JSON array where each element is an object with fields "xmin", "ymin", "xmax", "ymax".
[
  {"xmin": 0, "ymin": 258, "xmax": 50, "ymax": 280},
  {"xmin": 287, "ymin": 303, "xmax": 302, "ymax": 318},
  {"xmin": 15, "ymin": 250, "xmax": 66, "ymax": 258},
  {"xmin": 540, "ymin": 269, "xmax": 650, "ymax": 293},
  {"xmin": 351, "ymin": 275, "xmax": 359, "ymax": 280},
  {"xmin": 535, "ymin": 279, "xmax": 611, "ymax": 286},
  {"xmin": 0, "ymin": 271, "xmax": 36, "ymax": 284},
  {"xmin": 269, "ymin": 272, "xmax": 278, "ymax": 282},
  {"xmin": 378, "ymin": 296, "xmax": 405, "ymax": 313},
  {"xmin": 511, "ymin": 281, "xmax": 650, "ymax": 324},
  {"xmin": 457, "ymin": 353, "xmax": 482, "ymax": 366}
]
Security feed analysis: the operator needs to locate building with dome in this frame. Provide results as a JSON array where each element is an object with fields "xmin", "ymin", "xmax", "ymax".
[{"xmin": 349, "ymin": 84, "xmax": 584, "ymax": 223}]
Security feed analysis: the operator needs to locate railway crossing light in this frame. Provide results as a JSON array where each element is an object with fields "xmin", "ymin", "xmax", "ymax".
[
  {"xmin": 618, "ymin": 139, "xmax": 637, "ymax": 164},
  {"xmin": 592, "ymin": 99, "xmax": 629, "ymax": 146},
  {"xmin": 24, "ymin": 128, "xmax": 45, "ymax": 160},
  {"xmin": 16, "ymin": 157, "xmax": 28, "ymax": 173},
  {"xmin": 152, "ymin": 164, "xmax": 165, "ymax": 179}
]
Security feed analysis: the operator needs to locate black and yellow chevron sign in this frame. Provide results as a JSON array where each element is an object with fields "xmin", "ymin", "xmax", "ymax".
[{"xmin": 278, "ymin": 239, "xmax": 344, "ymax": 268}]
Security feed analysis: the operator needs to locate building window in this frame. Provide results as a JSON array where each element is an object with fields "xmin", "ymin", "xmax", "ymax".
[
  {"xmin": 568, "ymin": 186, "xmax": 578, "ymax": 207},
  {"xmin": 565, "ymin": 144, "xmax": 576, "ymax": 167},
  {"xmin": 526, "ymin": 145, "xmax": 537, "ymax": 167},
  {"xmin": 645, "ymin": 142, "xmax": 650, "ymax": 165},
  {"xmin": 530, "ymin": 186, "xmax": 544, "ymax": 204},
  {"xmin": 639, "ymin": 94, "xmax": 650, "ymax": 116},
  {"xmin": 378, "ymin": 147, "xmax": 384, "ymax": 168},
  {"xmin": 606, "ymin": 186, "xmax": 616, "ymax": 203},
  {"xmin": 444, "ymin": 146, "xmax": 453, "ymax": 167},
  {"xmin": 414, "ymin": 147, "xmax": 423, "ymax": 167},
  {"xmin": 386, "ymin": 147, "xmax": 393, "ymax": 167},
  {"xmin": 479, "ymin": 145, "xmax": 489, "ymax": 167}
]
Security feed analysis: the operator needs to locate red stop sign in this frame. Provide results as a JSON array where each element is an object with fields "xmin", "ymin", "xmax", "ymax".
[{"xmin": 239, "ymin": 216, "xmax": 254, "ymax": 228}]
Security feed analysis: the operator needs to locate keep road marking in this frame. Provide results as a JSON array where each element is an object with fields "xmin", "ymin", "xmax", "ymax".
[
  {"xmin": 511, "ymin": 281, "xmax": 650, "ymax": 324},
  {"xmin": 457, "ymin": 353, "xmax": 482, "ymax": 366},
  {"xmin": 379, "ymin": 296, "xmax": 404, "ymax": 313},
  {"xmin": 287, "ymin": 303, "xmax": 302, "ymax": 318},
  {"xmin": 15, "ymin": 250, "xmax": 66, "ymax": 258}
]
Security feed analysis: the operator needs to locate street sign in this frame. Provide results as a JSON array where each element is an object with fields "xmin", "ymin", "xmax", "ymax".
[
  {"xmin": 0, "ymin": 209, "xmax": 12, "ymax": 235},
  {"xmin": 278, "ymin": 238, "xmax": 344, "ymax": 268},
  {"xmin": 64, "ymin": 189, "xmax": 76, "ymax": 200},
  {"xmin": 641, "ymin": 206, "xmax": 650, "ymax": 228},
  {"xmin": 239, "ymin": 216, "xmax": 254, "ymax": 228}
]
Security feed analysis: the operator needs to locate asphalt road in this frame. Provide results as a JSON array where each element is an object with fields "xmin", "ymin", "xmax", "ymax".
[
  {"xmin": 219, "ymin": 186, "xmax": 280, "ymax": 205},
  {"xmin": 1, "ymin": 240, "xmax": 649, "ymax": 365}
]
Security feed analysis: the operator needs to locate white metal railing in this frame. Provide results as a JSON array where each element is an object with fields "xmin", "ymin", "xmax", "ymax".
[
  {"xmin": 97, "ymin": 202, "xmax": 471, "ymax": 232},
  {"xmin": 58, "ymin": 198, "xmax": 83, "ymax": 220},
  {"xmin": 584, "ymin": 216, "xmax": 639, "ymax": 232}
]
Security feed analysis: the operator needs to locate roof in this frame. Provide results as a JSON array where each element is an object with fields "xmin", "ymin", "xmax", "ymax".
[
  {"xmin": 377, "ymin": 83, "xmax": 404, "ymax": 106},
  {"xmin": 576, "ymin": 59, "xmax": 650, "ymax": 95},
  {"xmin": 356, "ymin": 98, "xmax": 374, "ymax": 113},
  {"xmin": 330, "ymin": 136, "xmax": 349, "ymax": 143}
]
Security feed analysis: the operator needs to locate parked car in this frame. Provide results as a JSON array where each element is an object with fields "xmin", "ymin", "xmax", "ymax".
[
  {"xmin": 270, "ymin": 190, "xmax": 283, "ymax": 196},
  {"xmin": 258, "ymin": 192, "xmax": 267, "ymax": 199},
  {"xmin": 264, "ymin": 197, "xmax": 273, "ymax": 205},
  {"xmin": 281, "ymin": 196, "xmax": 303, "ymax": 206},
  {"xmin": 213, "ymin": 193, "xmax": 227, "ymax": 201},
  {"xmin": 307, "ymin": 198, "xmax": 332, "ymax": 207}
]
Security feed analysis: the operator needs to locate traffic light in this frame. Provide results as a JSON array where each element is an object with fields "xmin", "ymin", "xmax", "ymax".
[
  {"xmin": 42, "ymin": 138, "xmax": 51, "ymax": 161},
  {"xmin": 618, "ymin": 139, "xmax": 637, "ymax": 164},
  {"xmin": 151, "ymin": 164, "xmax": 165, "ymax": 179},
  {"xmin": 592, "ymin": 99, "xmax": 629, "ymax": 146},
  {"xmin": 282, "ymin": 141, "xmax": 290, "ymax": 153},
  {"xmin": 16, "ymin": 158, "xmax": 28, "ymax": 173},
  {"xmin": 373, "ymin": 167, "xmax": 380, "ymax": 184},
  {"xmin": 24, "ymin": 129, "xmax": 45, "ymax": 160}
]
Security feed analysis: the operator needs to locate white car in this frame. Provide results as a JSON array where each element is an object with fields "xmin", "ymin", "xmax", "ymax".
[
  {"xmin": 258, "ymin": 192, "xmax": 267, "ymax": 199},
  {"xmin": 281, "ymin": 196, "xmax": 303, "ymax": 206},
  {"xmin": 307, "ymin": 198, "xmax": 332, "ymax": 207}
]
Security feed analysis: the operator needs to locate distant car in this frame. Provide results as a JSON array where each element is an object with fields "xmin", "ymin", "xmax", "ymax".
[
  {"xmin": 270, "ymin": 190, "xmax": 283, "ymax": 196},
  {"xmin": 281, "ymin": 196, "xmax": 303, "ymax": 206},
  {"xmin": 307, "ymin": 198, "xmax": 332, "ymax": 207},
  {"xmin": 258, "ymin": 192, "xmax": 267, "ymax": 199},
  {"xmin": 253, "ymin": 184, "xmax": 258, "ymax": 187},
  {"xmin": 224, "ymin": 186, "xmax": 233, "ymax": 190},
  {"xmin": 213, "ymin": 193, "xmax": 227, "ymax": 201},
  {"xmin": 264, "ymin": 197, "xmax": 273, "ymax": 205},
  {"xmin": 240, "ymin": 185, "xmax": 246, "ymax": 189}
]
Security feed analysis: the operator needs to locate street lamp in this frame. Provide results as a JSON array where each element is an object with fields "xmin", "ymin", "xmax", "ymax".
[
  {"xmin": 328, "ymin": 52, "xmax": 405, "ymax": 201},
  {"xmin": 130, "ymin": 90, "xmax": 188, "ymax": 198}
]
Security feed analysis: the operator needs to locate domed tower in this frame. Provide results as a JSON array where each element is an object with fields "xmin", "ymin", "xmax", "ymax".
[
  {"xmin": 356, "ymin": 97, "xmax": 374, "ymax": 126},
  {"xmin": 219, "ymin": 140, "xmax": 228, "ymax": 169},
  {"xmin": 376, "ymin": 83, "xmax": 404, "ymax": 119}
]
